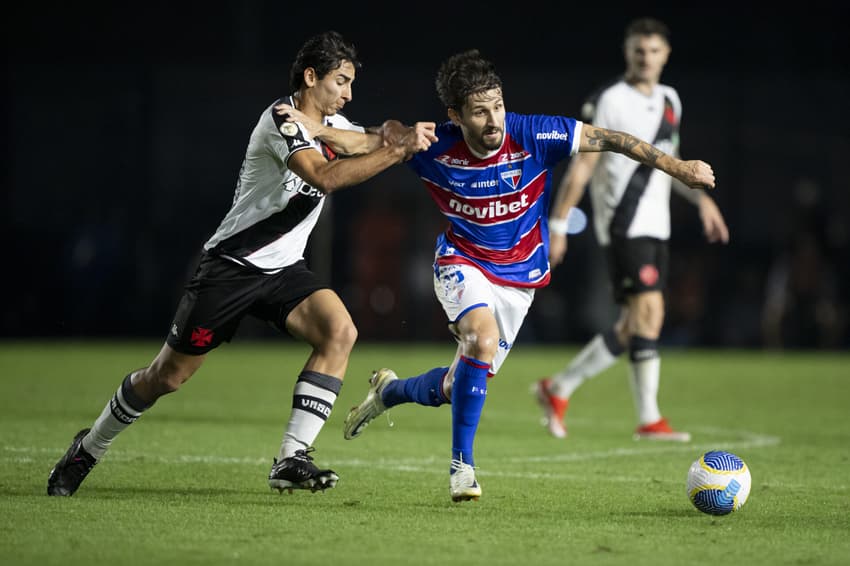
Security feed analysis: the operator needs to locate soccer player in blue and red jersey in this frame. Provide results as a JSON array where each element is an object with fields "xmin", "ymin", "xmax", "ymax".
[{"xmin": 280, "ymin": 49, "xmax": 715, "ymax": 502}]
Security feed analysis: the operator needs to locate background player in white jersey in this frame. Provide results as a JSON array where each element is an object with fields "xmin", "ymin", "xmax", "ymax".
[
  {"xmin": 47, "ymin": 31, "xmax": 437, "ymax": 497},
  {"xmin": 312, "ymin": 48, "xmax": 716, "ymax": 502},
  {"xmin": 535, "ymin": 18, "xmax": 729, "ymax": 440}
]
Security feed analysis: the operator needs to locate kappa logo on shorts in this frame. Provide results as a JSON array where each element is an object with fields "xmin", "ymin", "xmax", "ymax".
[
  {"xmin": 190, "ymin": 326, "xmax": 214, "ymax": 348},
  {"xmin": 639, "ymin": 264, "xmax": 659, "ymax": 286}
]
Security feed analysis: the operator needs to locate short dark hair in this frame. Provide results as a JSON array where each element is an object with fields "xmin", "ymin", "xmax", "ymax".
[
  {"xmin": 624, "ymin": 17, "xmax": 671, "ymax": 44},
  {"xmin": 435, "ymin": 49, "xmax": 503, "ymax": 111},
  {"xmin": 289, "ymin": 31, "xmax": 361, "ymax": 92}
]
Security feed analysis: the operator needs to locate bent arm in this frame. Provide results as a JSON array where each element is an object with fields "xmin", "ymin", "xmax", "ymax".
[
  {"xmin": 287, "ymin": 122, "xmax": 437, "ymax": 194},
  {"xmin": 578, "ymin": 124, "xmax": 715, "ymax": 190},
  {"xmin": 288, "ymin": 144, "xmax": 407, "ymax": 194}
]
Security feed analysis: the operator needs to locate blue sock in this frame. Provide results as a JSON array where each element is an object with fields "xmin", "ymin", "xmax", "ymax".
[
  {"xmin": 451, "ymin": 356, "xmax": 490, "ymax": 468},
  {"xmin": 382, "ymin": 367, "xmax": 449, "ymax": 408}
]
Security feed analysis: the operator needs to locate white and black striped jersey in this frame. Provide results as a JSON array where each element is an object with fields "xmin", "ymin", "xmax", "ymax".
[
  {"xmin": 203, "ymin": 96, "xmax": 364, "ymax": 272},
  {"xmin": 582, "ymin": 79, "xmax": 681, "ymax": 245}
]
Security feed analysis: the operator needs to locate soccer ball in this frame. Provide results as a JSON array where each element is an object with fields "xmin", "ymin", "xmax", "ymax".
[{"xmin": 687, "ymin": 450, "xmax": 751, "ymax": 515}]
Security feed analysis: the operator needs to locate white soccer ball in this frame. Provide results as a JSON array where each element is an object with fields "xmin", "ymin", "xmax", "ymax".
[{"xmin": 687, "ymin": 450, "xmax": 752, "ymax": 515}]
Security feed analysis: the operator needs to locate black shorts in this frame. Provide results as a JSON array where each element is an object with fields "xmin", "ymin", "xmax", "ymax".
[
  {"xmin": 166, "ymin": 253, "xmax": 328, "ymax": 355},
  {"xmin": 604, "ymin": 236, "xmax": 669, "ymax": 304}
]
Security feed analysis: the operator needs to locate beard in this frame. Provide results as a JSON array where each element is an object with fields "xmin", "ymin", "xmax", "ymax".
[{"xmin": 480, "ymin": 128, "xmax": 503, "ymax": 151}]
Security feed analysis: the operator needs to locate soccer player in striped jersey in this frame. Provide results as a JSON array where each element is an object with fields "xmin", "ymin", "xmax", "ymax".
[
  {"xmin": 282, "ymin": 48, "xmax": 715, "ymax": 502},
  {"xmin": 535, "ymin": 18, "xmax": 729, "ymax": 441},
  {"xmin": 46, "ymin": 31, "xmax": 437, "ymax": 497}
]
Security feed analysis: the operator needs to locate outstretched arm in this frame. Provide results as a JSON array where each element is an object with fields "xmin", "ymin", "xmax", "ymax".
[
  {"xmin": 287, "ymin": 122, "xmax": 437, "ymax": 194},
  {"xmin": 578, "ymin": 124, "xmax": 715, "ymax": 190}
]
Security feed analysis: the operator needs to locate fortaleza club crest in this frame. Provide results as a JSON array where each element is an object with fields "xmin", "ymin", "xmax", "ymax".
[{"xmin": 500, "ymin": 168, "xmax": 522, "ymax": 189}]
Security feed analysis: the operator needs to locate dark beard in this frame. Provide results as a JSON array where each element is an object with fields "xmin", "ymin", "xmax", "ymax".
[{"xmin": 481, "ymin": 131, "xmax": 502, "ymax": 151}]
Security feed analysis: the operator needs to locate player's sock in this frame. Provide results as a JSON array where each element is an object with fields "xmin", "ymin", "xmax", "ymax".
[
  {"xmin": 627, "ymin": 336, "xmax": 661, "ymax": 425},
  {"xmin": 451, "ymin": 356, "xmax": 490, "ymax": 467},
  {"xmin": 280, "ymin": 371, "xmax": 341, "ymax": 459},
  {"xmin": 83, "ymin": 373, "xmax": 153, "ymax": 459},
  {"xmin": 382, "ymin": 366, "xmax": 449, "ymax": 408},
  {"xmin": 549, "ymin": 328, "xmax": 624, "ymax": 399}
]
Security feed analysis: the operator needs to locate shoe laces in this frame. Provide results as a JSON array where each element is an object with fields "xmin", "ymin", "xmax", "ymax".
[
  {"xmin": 290, "ymin": 447, "xmax": 316, "ymax": 463},
  {"xmin": 450, "ymin": 458, "xmax": 476, "ymax": 474},
  {"xmin": 65, "ymin": 447, "xmax": 97, "ymax": 480}
]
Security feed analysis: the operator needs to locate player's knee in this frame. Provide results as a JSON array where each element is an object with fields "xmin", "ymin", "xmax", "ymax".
[
  {"xmin": 458, "ymin": 330, "xmax": 499, "ymax": 360},
  {"xmin": 323, "ymin": 317, "xmax": 358, "ymax": 353},
  {"xmin": 628, "ymin": 294, "xmax": 663, "ymax": 336}
]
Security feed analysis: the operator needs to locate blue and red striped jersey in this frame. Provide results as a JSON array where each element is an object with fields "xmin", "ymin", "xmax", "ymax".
[{"xmin": 408, "ymin": 112, "xmax": 582, "ymax": 288}]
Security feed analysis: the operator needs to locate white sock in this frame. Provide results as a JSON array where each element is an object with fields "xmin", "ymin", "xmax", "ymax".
[
  {"xmin": 82, "ymin": 373, "xmax": 150, "ymax": 459},
  {"xmin": 628, "ymin": 356, "xmax": 661, "ymax": 426},
  {"xmin": 550, "ymin": 334, "xmax": 619, "ymax": 399},
  {"xmin": 280, "ymin": 371, "xmax": 341, "ymax": 460}
]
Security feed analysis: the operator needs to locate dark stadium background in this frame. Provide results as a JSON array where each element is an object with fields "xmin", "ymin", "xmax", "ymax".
[{"xmin": 5, "ymin": 2, "xmax": 848, "ymax": 349}]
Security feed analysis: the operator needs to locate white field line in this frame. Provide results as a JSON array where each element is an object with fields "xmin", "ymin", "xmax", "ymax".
[{"xmin": 3, "ymin": 426, "xmax": 795, "ymax": 489}]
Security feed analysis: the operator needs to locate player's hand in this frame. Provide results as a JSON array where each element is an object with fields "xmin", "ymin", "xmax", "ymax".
[
  {"xmin": 679, "ymin": 159, "xmax": 715, "ymax": 190},
  {"xmin": 397, "ymin": 121, "xmax": 438, "ymax": 159},
  {"xmin": 380, "ymin": 120, "xmax": 408, "ymax": 146},
  {"xmin": 698, "ymin": 195, "xmax": 730, "ymax": 244},
  {"xmin": 548, "ymin": 233, "xmax": 568, "ymax": 266},
  {"xmin": 273, "ymin": 103, "xmax": 325, "ymax": 138}
]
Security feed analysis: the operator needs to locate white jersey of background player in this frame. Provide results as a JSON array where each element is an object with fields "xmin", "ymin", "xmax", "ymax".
[
  {"xmin": 585, "ymin": 79, "xmax": 680, "ymax": 245},
  {"xmin": 537, "ymin": 17, "xmax": 729, "ymax": 441}
]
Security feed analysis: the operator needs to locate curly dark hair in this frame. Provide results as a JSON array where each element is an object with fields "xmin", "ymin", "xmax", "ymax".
[
  {"xmin": 435, "ymin": 49, "xmax": 503, "ymax": 112},
  {"xmin": 289, "ymin": 31, "xmax": 361, "ymax": 92}
]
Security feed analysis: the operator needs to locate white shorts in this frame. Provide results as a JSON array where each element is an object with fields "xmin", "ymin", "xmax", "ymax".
[{"xmin": 433, "ymin": 263, "xmax": 535, "ymax": 375}]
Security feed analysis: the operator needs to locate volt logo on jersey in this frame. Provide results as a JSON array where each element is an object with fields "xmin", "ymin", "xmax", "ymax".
[{"xmin": 500, "ymin": 168, "xmax": 522, "ymax": 189}]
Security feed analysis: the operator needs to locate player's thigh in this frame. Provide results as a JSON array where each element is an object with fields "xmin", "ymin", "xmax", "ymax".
[
  {"xmin": 434, "ymin": 263, "xmax": 495, "ymax": 325},
  {"xmin": 625, "ymin": 290, "xmax": 664, "ymax": 332},
  {"xmin": 285, "ymin": 288, "xmax": 355, "ymax": 346},
  {"xmin": 436, "ymin": 264, "xmax": 532, "ymax": 373},
  {"xmin": 249, "ymin": 260, "xmax": 338, "ymax": 342},
  {"xmin": 488, "ymin": 284, "xmax": 534, "ymax": 374},
  {"xmin": 607, "ymin": 237, "xmax": 668, "ymax": 301},
  {"xmin": 167, "ymin": 254, "xmax": 259, "ymax": 355}
]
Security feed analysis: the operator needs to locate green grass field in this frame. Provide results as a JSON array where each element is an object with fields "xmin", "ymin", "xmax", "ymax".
[{"xmin": 1, "ymin": 341, "xmax": 848, "ymax": 565}]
